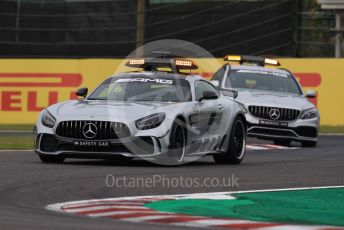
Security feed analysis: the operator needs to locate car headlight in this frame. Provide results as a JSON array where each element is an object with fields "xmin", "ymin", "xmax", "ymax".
[
  {"xmin": 41, "ymin": 110, "xmax": 56, "ymax": 128},
  {"xmin": 300, "ymin": 108, "xmax": 318, "ymax": 120},
  {"xmin": 135, "ymin": 113, "xmax": 166, "ymax": 130}
]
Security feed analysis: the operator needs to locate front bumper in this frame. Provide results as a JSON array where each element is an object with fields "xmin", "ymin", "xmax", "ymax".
[
  {"xmin": 34, "ymin": 133, "xmax": 169, "ymax": 159},
  {"xmin": 245, "ymin": 113, "xmax": 319, "ymax": 142}
]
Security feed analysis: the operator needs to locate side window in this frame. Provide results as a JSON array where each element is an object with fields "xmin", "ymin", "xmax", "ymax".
[{"xmin": 195, "ymin": 81, "xmax": 219, "ymax": 101}]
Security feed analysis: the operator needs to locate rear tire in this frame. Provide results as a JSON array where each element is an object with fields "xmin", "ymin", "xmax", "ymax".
[
  {"xmin": 273, "ymin": 139, "xmax": 291, "ymax": 146},
  {"xmin": 213, "ymin": 116, "xmax": 246, "ymax": 164},
  {"xmin": 39, "ymin": 155, "xmax": 65, "ymax": 164},
  {"xmin": 301, "ymin": 140, "xmax": 317, "ymax": 147}
]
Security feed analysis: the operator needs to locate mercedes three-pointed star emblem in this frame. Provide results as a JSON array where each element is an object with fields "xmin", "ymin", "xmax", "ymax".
[
  {"xmin": 82, "ymin": 123, "xmax": 97, "ymax": 139},
  {"xmin": 269, "ymin": 108, "xmax": 280, "ymax": 120}
]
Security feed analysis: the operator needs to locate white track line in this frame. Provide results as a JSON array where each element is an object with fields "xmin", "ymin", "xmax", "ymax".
[
  {"xmin": 246, "ymin": 145, "xmax": 269, "ymax": 150},
  {"xmin": 64, "ymin": 205, "xmax": 149, "ymax": 213},
  {"xmin": 121, "ymin": 215, "xmax": 177, "ymax": 222},
  {"xmin": 257, "ymin": 226, "xmax": 327, "ymax": 230},
  {"xmin": 173, "ymin": 219, "xmax": 256, "ymax": 227},
  {"xmin": 246, "ymin": 144, "xmax": 299, "ymax": 150},
  {"xmin": 63, "ymin": 202, "xmax": 145, "ymax": 210},
  {"xmin": 89, "ymin": 210, "xmax": 158, "ymax": 217}
]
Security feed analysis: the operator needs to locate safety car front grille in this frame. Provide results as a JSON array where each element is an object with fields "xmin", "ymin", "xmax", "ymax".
[
  {"xmin": 248, "ymin": 106, "xmax": 300, "ymax": 121},
  {"xmin": 56, "ymin": 121, "xmax": 130, "ymax": 140}
]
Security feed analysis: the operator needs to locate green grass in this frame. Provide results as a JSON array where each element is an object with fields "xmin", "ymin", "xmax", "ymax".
[
  {"xmin": 145, "ymin": 188, "xmax": 344, "ymax": 227},
  {"xmin": 0, "ymin": 136, "xmax": 34, "ymax": 150},
  {"xmin": 0, "ymin": 124, "xmax": 34, "ymax": 131},
  {"xmin": 319, "ymin": 126, "xmax": 344, "ymax": 134}
]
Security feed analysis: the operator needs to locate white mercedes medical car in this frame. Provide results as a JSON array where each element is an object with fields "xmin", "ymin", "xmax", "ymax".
[
  {"xmin": 211, "ymin": 55, "xmax": 320, "ymax": 147},
  {"xmin": 34, "ymin": 58, "xmax": 247, "ymax": 165}
]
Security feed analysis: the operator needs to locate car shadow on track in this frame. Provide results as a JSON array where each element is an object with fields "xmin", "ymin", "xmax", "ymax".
[{"xmin": 62, "ymin": 156, "xmax": 218, "ymax": 168}]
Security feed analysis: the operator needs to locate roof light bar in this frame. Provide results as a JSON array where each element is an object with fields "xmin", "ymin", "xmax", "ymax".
[
  {"xmin": 224, "ymin": 55, "xmax": 280, "ymax": 67},
  {"xmin": 264, "ymin": 58, "xmax": 279, "ymax": 66},
  {"xmin": 175, "ymin": 59, "xmax": 193, "ymax": 67},
  {"xmin": 125, "ymin": 58, "xmax": 198, "ymax": 73},
  {"xmin": 224, "ymin": 55, "xmax": 242, "ymax": 62},
  {"xmin": 128, "ymin": 59, "xmax": 145, "ymax": 65}
]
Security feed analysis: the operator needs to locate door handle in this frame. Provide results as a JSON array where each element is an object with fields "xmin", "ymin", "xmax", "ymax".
[{"xmin": 218, "ymin": 104, "xmax": 224, "ymax": 110}]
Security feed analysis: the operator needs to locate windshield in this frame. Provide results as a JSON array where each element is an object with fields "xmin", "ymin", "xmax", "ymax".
[
  {"xmin": 88, "ymin": 76, "xmax": 192, "ymax": 102},
  {"xmin": 225, "ymin": 69, "xmax": 302, "ymax": 95}
]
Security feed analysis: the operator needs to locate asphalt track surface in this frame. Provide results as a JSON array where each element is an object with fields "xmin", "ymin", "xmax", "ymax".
[{"xmin": 0, "ymin": 135, "xmax": 343, "ymax": 230}]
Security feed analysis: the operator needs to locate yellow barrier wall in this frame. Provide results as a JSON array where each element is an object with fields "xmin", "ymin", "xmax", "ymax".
[{"xmin": 0, "ymin": 58, "xmax": 342, "ymax": 125}]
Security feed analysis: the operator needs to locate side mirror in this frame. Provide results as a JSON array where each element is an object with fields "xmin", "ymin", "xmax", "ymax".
[
  {"xmin": 200, "ymin": 91, "xmax": 218, "ymax": 101},
  {"xmin": 220, "ymin": 89, "xmax": 238, "ymax": 99},
  {"xmin": 211, "ymin": 80, "xmax": 220, "ymax": 87},
  {"xmin": 232, "ymin": 90, "xmax": 238, "ymax": 99},
  {"xmin": 76, "ymin": 87, "xmax": 88, "ymax": 98},
  {"xmin": 306, "ymin": 90, "xmax": 316, "ymax": 98}
]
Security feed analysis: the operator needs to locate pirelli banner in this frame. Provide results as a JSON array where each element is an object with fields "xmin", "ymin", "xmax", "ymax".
[{"xmin": 0, "ymin": 58, "xmax": 342, "ymax": 125}]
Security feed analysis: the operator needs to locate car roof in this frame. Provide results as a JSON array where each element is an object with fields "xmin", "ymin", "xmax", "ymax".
[
  {"xmin": 229, "ymin": 64, "xmax": 291, "ymax": 75},
  {"xmin": 110, "ymin": 71, "xmax": 203, "ymax": 81}
]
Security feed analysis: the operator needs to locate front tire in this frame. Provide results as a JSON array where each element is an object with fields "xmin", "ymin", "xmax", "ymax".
[
  {"xmin": 213, "ymin": 116, "xmax": 246, "ymax": 164},
  {"xmin": 301, "ymin": 140, "xmax": 317, "ymax": 147},
  {"xmin": 39, "ymin": 155, "xmax": 65, "ymax": 164},
  {"xmin": 169, "ymin": 118, "xmax": 187, "ymax": 165}
]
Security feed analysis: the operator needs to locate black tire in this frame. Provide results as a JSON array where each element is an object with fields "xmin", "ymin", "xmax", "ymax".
[
  {"xmin": 213, "ymin": 116, "xmax": 246, "ymax": 164},
  {"xmin": 273, "ymin": 139, "xmax": 292, "ymax": 146},
  {"xmin": 302, "ymin": 140, "xmax": 317, "ymax": 147},
  {"xmin": 168, "ymin": 118, "xmax": 187, "ymax": 165},
  {"xmin": 39, "ymin": 155, "xmax": 65, "ymax": 164}
]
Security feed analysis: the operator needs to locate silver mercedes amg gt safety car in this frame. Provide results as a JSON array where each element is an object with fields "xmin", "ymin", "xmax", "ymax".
[
  {"xmin": 211, "ymin": 55, "xmax": 319, "ymax": 147},
  {"xmin": 34, "ymin": 58, "xmax": 247, "ymax": 165}
]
